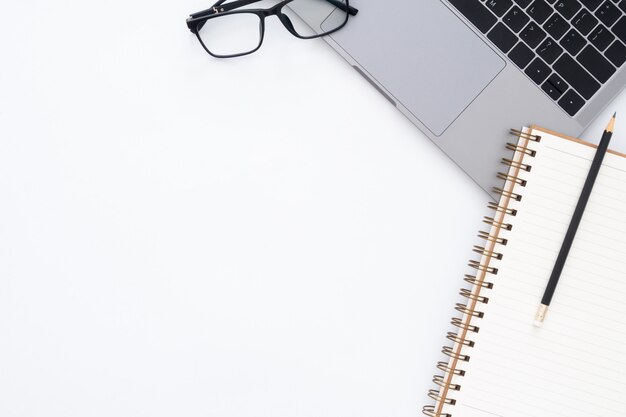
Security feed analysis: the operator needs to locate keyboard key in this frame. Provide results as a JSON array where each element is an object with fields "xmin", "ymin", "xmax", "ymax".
[
  {"xmin": 577, "ymin": 45, "xmax": 616, "ymax": 81},
  {"xmin": 572, "ymin": 9, "xmax": 600, "ymax": 35},
  {"xmin": 558, "ymin": 89, "xmax": 585, "ymax": 116},
  {"xmin": 581, "ymin": 0, "xmax": 604, "ymax": 10},
  {"xmin": 588, "ymin": 24, "xmax": 615, "ymax": 49},
  {"xmin": 514, "ymin": 0, "xmax": 533, "ymax": 7},
  {"xmin": 560, "ymin": 29, "xmax": 587, "ymax": 54},
  {"xmin": 488, "ymin": 22, "xmax": 519, "ymax": 52},
  {"xmin": 558, "ymin": 89, "xmax": 586, "ymax": 115},
  {"xmin": 542, "ymin": 79, "xmax": 566, "ymax": 99},
  {"xmin": 544, "ymin": 13, "xmax": 570, "ymax": 39},
  {"xmin": 449, "ymin": 0, "xmax": 497, "ymax": 33},
  {"xmin": 509, "ymin": 42, "xmax": 536, "ymax": 67},
  {"xmin": 620, "ymin": 0, "xmax": 626, "ymax": 13},
  {"xmin": 525, "ymin": 58, "xmax": 552, "ymax": 83},
  {"xmin": 528, "ymin": 0, "xmax": 554, "ymax": 23},
  {"xmin": 554, "ymin": 54, "xmax": 601, "ymax": 98},
  {"xmin": 538, "ymin": 37, "xmax": 565, "ymax": 62},
  {"xmin": 605, "ymin": 40, "xmax": 626, "ymax": 65},
  {"xmin": 595, "ymin": 1, "xmax": 621, "ymax": 26},
  {"xmin": 521, "ymin": 22, "xmax": 548, "ymax": 47},
  {"xmin": 548, "ymin": 73, "xmax": 570, "ymax": 92},
  {"xmin": 555, "ymin": 0, "xmax": 583, "ymax": 19},
  {"xmin": 612, "ymin": 16, "xmax": 626, "ymax": 43},
  {"xmin": 485, "ymin": 0, "xmax": 515, "ymax": 16},
  {"xmin": 504, "ymin": 6, "xmax": 531, "ymax": 32}
]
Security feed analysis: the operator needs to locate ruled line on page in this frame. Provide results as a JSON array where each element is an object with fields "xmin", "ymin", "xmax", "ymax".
[
  {"xmin": 545, "ymin": 145, "xmax": 626, "ymax": 175},
  {"xmin": 469, "ymin": 371, "xmax": 624, "ymax": 416},
  {"xmin": 538, "ymin": 161, "xmax": 626, "ymax": 198},
  {"xmin": 481, "ymin": 306, "xmax": 626, "ymax": 357},
  {"xmin": 504, "ymin": 246, "xmax": 626, "ymax": 293},
  {"xmin": 478, "ymin": 319, "xmax": 626, "ymax": 371},
  {"xmin": 470, "ymin": 365, "xmax": 626, "ymax": 412}
]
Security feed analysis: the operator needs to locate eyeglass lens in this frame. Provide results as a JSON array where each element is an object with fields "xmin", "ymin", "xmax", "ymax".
[
  {"xmin": 198, "ymin": 13, "xmax": 263, "ymax": 57},
  {"xmin": 281, "ymin": 0, "xmax": 348, "ymax": 38},
  {"xmin": 196, "ymin": 0, "xmax": 349, "ymax": 57}
]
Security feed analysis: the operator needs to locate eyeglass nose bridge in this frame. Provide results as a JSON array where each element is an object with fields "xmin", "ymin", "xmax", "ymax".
[
  {"xmin": 276, "ymin": 12, "xmax": 297, "ymax": 35},
  {"xmin": 258, "ymin": 2, "xmax": 299, "ymax": 36}
]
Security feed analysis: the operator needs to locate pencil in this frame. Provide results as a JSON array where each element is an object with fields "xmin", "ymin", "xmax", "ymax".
[{"xmin": 534, "ymin": 113, "xmax": 615, "ymax": 326}]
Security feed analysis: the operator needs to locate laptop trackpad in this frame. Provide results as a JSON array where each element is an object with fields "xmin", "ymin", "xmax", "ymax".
[{"xmin": 327, "ymin": 0, "xmax": 505, "ymax": 136}]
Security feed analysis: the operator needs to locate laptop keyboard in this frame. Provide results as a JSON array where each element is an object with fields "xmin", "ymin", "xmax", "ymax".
[{"xmin": 448, "ymin": 0, "xmax": 626, "ymax": 116}]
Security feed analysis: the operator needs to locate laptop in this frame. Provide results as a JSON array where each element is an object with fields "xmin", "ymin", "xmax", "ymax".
[{"xmin": 292, "ymin": 0, "xmax": 626, "ymax": 195}]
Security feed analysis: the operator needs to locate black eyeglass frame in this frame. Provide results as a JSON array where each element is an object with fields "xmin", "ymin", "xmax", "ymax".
[{"xmin": 186, "ymin": 0, "xmax": 358, "ymax": 58}]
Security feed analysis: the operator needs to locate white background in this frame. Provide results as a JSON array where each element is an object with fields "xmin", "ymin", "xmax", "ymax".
[{"xmin": 1, "ymin": 1, "xmax": 625, "ymax": 416}]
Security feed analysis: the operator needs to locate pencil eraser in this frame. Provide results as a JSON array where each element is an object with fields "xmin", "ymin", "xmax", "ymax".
[{"xmin": 533, "ymin": 320, "xmax": 543, "ymax": 328}]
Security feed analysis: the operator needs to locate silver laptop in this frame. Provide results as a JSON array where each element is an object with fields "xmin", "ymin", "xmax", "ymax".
[{"xmin": 292, "ymin": 0, "xmax": 626, "ymax": 195}]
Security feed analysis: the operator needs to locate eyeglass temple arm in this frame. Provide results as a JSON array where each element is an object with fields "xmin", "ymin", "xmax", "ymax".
[
  {"xmin": 217, "ymin": 0, "xmax": 358, "ymax": 15},
  {"xmin": 190, "ymin": 0, "xmax": 358, "ymax": 20},
  {"xmin": 190, "ymin": 0, "xmax": 261, "ymax": 18},
  {"xmin": 323, "ymin": 0, "xmax": 358, "ymax": 15}
]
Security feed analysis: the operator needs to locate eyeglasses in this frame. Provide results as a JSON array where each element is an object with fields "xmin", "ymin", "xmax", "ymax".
[{"xmin": 186, "ymin": 0, "xmax": 358, "ymax": 58}]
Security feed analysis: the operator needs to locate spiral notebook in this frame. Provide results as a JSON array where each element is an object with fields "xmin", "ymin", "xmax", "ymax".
[{"xmin": 424, "ymin": 126, "xmax": 626, "ymax": 417}]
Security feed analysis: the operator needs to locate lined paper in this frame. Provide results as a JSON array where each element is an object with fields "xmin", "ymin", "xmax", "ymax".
[{"xmin": 442, "ymin": 128, "xmax": 626, "ymax": 417}]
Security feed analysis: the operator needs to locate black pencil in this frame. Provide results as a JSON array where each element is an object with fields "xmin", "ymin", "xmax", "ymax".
[{"xmin": 534, "ymin": 113, "xmax": 615, "ymax": 326}]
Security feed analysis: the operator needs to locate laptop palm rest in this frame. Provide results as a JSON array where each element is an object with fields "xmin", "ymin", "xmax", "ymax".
[{"xmin": 327, "ymin": 0, "xmax": 505, "ymax": 136}]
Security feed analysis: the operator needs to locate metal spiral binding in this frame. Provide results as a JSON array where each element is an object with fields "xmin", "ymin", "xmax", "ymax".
[
  {"xmin": 422, "ymin": 128, "xmax": 538, "ymax": 417},
  {"xmin": 493, "ymin": 186, "xmax": 523, "ymax": 201},
  {"xmin": 447, "ymin": 330, "xmax": 477, "ymax": 345},
  {"xmin": 442, "ymin": 344, "xmax": 472, "ymax": 361},
  {"xmin": 487, "ymin": 201, "xmax": 517, "ymax": 216},
  {"xmin": 468, "ymin": 259, "xmax": 498, "ymax": 275},
  {"xmin": 450, "ymin": 317, "xmax": 480, "ymax": 333},
  {"xmin": 455, "ymin": 303, "xmax": 484, "ymax": 319},
  {"xmin": 472, "ymin": 244, "xmax": 503, "ymax": 260},
  {"xmin": 463, "ymin": 274, "xmax": 493, "ymax": 289},
  {"xmin": 433, "ymin": 375, "xmax": 461, "ymax": 391},
  {"xmin": 460, "ymin": 287, "xmax": 490, "ymax": 303},
  {"xmin": 482, "ymin": 215, "xmax": 513, "ymax": 231},
  {"xmin": 506, "ymin": 142, "xmax": 537, "ymax": 156},
  {"xmin": 501, "ymin": 157, "xmax": 532, "ymax": 172},
  {"xmin": 477, "ymin": 230, "xmax": 507, "ymax": 246},
  {"xmin": 436, "ymin": 361, "xmax": 465, "ymax": 376},
  {"xmin": 497, "ymin": 172, "xmax": 527, "ymax": 187},
  {"xmin": 509, "ymin": 128, "xmax": 542, "ymax": 142},
  {"xmin": 423, "ymin": 406, "xmax": 451, "ymax": 417}
]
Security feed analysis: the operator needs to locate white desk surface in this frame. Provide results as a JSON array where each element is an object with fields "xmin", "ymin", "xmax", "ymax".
[{"xmin": 1, "ymin": 1, "xmax": 625, "ymax": 416}]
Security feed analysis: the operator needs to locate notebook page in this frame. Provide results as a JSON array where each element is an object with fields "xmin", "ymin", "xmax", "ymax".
[{"xmin": 447, "ymin": 127, "xmax": 626, "ymax": 417}]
